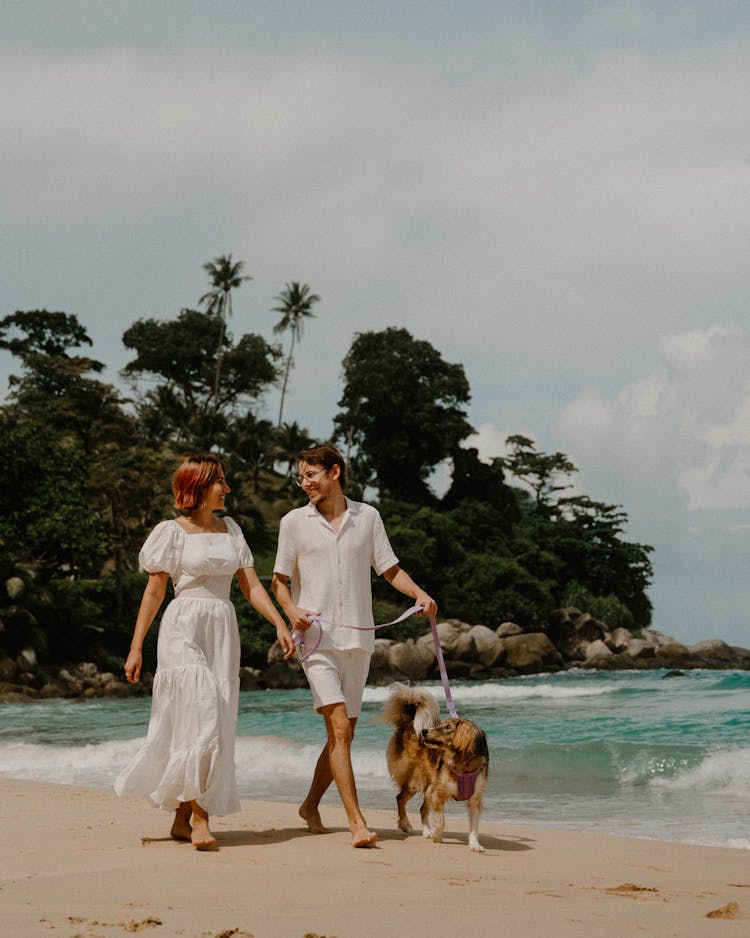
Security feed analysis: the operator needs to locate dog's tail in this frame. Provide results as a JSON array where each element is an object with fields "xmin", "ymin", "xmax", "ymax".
[{"xmin": 379, "ymin": 682, "xmax": 440, "ymax": 735}]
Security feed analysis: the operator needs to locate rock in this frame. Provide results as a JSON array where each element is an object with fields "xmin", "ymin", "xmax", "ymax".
[
  {"xmin": 687, "ymin": 638, "xmax": 740, "ymax": 668},
  {"xmin": 495, "ymin": 633, "xmax": 565, "ymax": 674},
  {"xmin": 0, "ymin": 656, "xmax": 16, "ymax": 681},
  {"xmin": 262, "ymin": 661, "xmax": 308, "ymax": 689},
  {"xmin": 0, "ymin": 681, "xmax": 39, "ymax": 701},
  {"xmin": 607, "ymin": 627, "xmax": 634, "ymax": 652},
  {"xmin": 468, "ymin": 624, "xmax": 503, "ymax": 667},
  {"xmin": 573, "ymin": 613, "xmax": 607, "ymax": 643},
  {"xmin": 239, "ymin": 666, "xmax": 264, "ymax": 691},
  {"xmin": 625, "ymin": 638, "xmax": 655, "ymax": 660},
  {"xmin": 584, "ymin": 639, "xmax": 613, "ymax": 661},
  {"xmin": 78, "ymin": 662, "xmax": 99, "ymax": 679},
  {"xmin": 653, "ymin": 642, "xmax": 692, "ymax": 667},
  {"xmin": 16, "ymin": 647, "xmax": 38, "ymax": 671},
  {"xmin": 435, "ymin": 619, "xmax": 473, "ymax": 658},
  {"xmin": 496, "ymin": 621, "xmax": 523, "ymax": 638},
  {"xmin": 387, "ymin": 639, "xmax": 436, "ymax": 681},
  {"xmin": 367, "ymin": 639, "xmax": 395, "ymax": 685}
]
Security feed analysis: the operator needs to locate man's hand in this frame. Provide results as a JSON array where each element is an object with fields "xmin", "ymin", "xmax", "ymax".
[
  {"xmin": 288, "ymin": 606, "xmax": 321, "ymax": 633},
  {"xmin": 414, "ymin": 591, "xmax": 438, "ymax": 619}
]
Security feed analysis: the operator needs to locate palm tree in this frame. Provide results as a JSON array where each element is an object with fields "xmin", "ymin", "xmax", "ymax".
[
  {"xmin": 272, "ymin": 282, "xmax": 320, "ymax": 427},
  {"xmin": 199, "ymin": 254, "xmax": 252, "ymax": 412}
]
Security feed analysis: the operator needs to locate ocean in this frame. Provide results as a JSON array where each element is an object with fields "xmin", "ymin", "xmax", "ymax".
[{"xmin": 1, "ymin": 668, "xmax": 748, "ymax": 849}]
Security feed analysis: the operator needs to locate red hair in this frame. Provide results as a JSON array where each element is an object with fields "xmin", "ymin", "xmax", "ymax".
[{"xmin": 172, "ymin": 454, "xmax": 225, "ymax": 511}]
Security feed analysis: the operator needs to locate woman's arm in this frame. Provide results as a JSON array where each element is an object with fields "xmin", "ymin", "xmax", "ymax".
[
  {"xmin": 124, "ymin": 571, "xmax": 169, "ymax": 683},
  {"xmin": 237, "ymin": 567, "xmax": 296, "ymax": 659}
]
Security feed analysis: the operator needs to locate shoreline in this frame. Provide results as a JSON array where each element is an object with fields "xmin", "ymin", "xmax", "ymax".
[{"xmin": 2, "ymin": 777, "xmax": 746, "ymax": 937}]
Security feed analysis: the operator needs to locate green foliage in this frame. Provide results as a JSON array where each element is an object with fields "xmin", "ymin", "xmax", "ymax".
[
  {"xmin": 562, "ymin": 582, "xmax": 635, "ymax": 630},
  {"xmin": 0, "ymin": 293, "xmax": 657, "ymax": 671},
  {"xmin": 122, "ymin": 307, "xmax": 281, "ymax": 450},
  {"xmin": 334, "ymin": 326, "xmax": 473, "ymax": 501}
]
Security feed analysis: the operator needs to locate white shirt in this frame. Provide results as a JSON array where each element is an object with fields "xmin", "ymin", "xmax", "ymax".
[{"xmin": 273, "ymin": 497, "xmax": 399, "ymax": 652}]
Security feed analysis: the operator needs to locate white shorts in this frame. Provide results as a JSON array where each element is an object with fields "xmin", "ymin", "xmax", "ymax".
[{"xmin": 302, "ymin": 648, "xmax": 371, "ymax": 717}]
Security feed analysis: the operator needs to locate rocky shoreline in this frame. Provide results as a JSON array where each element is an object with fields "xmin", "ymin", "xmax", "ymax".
[{"xmin": 2, "ymin": 607, "xmax": 749, "ymax": 702}]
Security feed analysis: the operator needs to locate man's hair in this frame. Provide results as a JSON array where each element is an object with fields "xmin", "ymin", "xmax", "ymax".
[
  {"xmin": 172, "ymin": 453, "xmax": 226, "ymax": 511},
  {"xmin": 297, "ymin": 443, "xmax": 347, "ymax": 489}
]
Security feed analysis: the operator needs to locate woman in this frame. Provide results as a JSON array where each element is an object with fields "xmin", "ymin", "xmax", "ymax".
[{"xmin": 114, "ymin": 454, "xmax": 295, "ymax": 850}]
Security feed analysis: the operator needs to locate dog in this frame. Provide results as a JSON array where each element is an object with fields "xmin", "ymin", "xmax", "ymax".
[{"xmin": 380, "ymin": 682, "xmax": 489, "ymax": 852}]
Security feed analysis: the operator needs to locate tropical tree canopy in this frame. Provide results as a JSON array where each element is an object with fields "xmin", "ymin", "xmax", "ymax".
[{"xmin": 334, "ymin": 326, "xmax": 473, "ymax": 501}]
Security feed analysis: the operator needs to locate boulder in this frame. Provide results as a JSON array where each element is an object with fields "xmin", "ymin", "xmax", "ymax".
[
  {"xmin": 653, "ymin": 642, "xmax": 692, "ymax": 668},
  {"xmin": 687, "ymin": 638, "xmax": 738, "ymax": 667},
  {"xmin": 387, "ymin": 639, "xmax": 436, "ymax": 681},
  {"xmin": 495, "ymin": 633, "xmax": 565, "ymax": 674},
  {"xmin": 573, "ymin": 613, "xmax": 607, "ymax": 643},
  {"xmin": 625, "ymin": 638, "xmax": 655, "ymax": 660},
  {"xmin": 607, "ymin": 627, "xmax": 634, "ymax": 652},
  {"xmin": 496, "ymin": 621, "xmax": 523, "ymax": 638},
  {"xmin": 367, "ymin": 639, "xmax": 395, "ymax": 685},
  {"xmin": 584, "ymin": 639, "xmax": 613, "ymax": 661},
  {"xmin": 468, "ymin": 624, "xmax": 504, "ymax": 668},
  {"xmin": 16, "ymin": 647, "xmax": 38, "ymax": 671},
  {"xmin": 435, "ymin": 619, "xmax": 474, "ymax": 659}
]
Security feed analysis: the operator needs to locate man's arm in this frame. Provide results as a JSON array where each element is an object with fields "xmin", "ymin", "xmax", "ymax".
[{"xmin": 382, "ymin": 564, "xmax": 437, "ymax": 618}]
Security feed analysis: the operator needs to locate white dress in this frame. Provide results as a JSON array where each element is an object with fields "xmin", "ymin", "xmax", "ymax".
[{"xmin": 114, "ymin": 516, "xmax": 252, "ymax": 815}]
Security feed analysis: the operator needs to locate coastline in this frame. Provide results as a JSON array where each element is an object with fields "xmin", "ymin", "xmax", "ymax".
[{"xmin": 2, "ymin": 777, "xmax": 746, "ymax": 938}]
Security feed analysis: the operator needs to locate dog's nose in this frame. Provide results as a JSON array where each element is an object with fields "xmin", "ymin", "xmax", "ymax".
[{"xmin": 421, "ymin": 729, "xmax": 429, "ymax": 737}]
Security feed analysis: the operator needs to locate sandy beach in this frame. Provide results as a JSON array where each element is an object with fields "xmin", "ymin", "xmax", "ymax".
[{"xmin": 0, "ymin": 777, "xmax": 746, "ymax": 938}]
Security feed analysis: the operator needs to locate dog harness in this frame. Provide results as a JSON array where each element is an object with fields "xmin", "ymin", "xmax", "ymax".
[{"xmin": 451, "ymin": 759, "xmax": 487, "ymax": 801}]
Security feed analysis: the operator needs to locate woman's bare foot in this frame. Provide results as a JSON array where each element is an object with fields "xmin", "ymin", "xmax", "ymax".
[
  {"xmin": 299, "ymin": 803, "xmax": 327, "ymax": 834},
  {"xmin": 351, "ymin": 826, "xmax": 378, "ymax": 848},
  {"xmin": 170, "ymin": 802, "xmax": 192, "ymax": 842},
  {"xmin": 190, "ymin": 802, "xmax": 218, "ymax": 851}
]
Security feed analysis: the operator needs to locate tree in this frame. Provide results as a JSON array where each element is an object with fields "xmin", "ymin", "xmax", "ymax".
[
  {"xmin": 199, "ymin": 254, "xmax": 253, "ymax": 411},
  {"xmin": 122, "ymin": 307, "xmax": 280, "ymax": 449},
  {"xmin": 272, "ymin": 282, "xmax": 320, "ymax": 427},
  {"xmin": 501, "ymin": 434, "xmax": 578, "ymax": 513},
  {"xmin": 273, "ymin": 421, "xmax": 316, "ymax": 479},
  {"xmin": 334, "ymin": 327, "xmax": 473, "ymax": 501}
]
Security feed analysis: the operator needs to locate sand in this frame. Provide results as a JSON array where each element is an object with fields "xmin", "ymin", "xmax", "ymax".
[{"xmin": 0, "ymin": 777, "xmax": 746, "ymax": 938}]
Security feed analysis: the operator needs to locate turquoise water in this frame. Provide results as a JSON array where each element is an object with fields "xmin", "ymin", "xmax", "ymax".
[{"xmin": 1, "ymin": 669, "xmax": 748, "ymax": 848}]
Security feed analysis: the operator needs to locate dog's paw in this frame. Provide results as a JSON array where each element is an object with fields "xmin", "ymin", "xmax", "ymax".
[
  {"xmin": 421, "ymin": 825, "xmax": 434, "ymax": 840},
  {"xmin": 398, "ymin": 818, "xmax": 413, "ymax": 833},
  {"xmin": 468, "ymin": 836, "xmax": 485, "ymax": 853}
]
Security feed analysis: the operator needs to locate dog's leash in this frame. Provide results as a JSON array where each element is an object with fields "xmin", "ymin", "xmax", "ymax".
[{"xmin": 292, "ymin": 605, "xmax": 458, "ymax": 719}]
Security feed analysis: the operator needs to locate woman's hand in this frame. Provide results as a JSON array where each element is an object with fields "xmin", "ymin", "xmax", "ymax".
[
  {"xmin": 276, "ymin": 624, "xmax": 297, "ymax": 660},
  {"xmin": 124, "ymin": 648, "xmax": 143, "ymax": 683}
]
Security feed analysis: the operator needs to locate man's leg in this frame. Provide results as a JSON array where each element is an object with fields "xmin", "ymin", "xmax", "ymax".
[{"xmin": 300, "ymin": 703, "xmax": 377, "ymax": 847}]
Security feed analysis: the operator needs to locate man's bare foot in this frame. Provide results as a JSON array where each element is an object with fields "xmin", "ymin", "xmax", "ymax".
[
  {"xmin": 351, "ymin": 827, "xmax": 378, "ymax": 848},
  {"xmin": 170, "ymin": 803, "xmax": 192, "ymax": 842},
  {"xmin": 299, "ymin": 803, "xmax": 327, "ymax": 834}
]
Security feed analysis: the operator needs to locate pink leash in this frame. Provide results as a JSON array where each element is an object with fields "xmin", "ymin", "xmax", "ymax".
[{"xmin": 292, "ymin": 605, "xmax": 458, "ymax": 719}]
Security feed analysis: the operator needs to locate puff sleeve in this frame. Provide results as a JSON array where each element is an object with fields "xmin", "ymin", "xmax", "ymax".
[
  {"xmin": 225, "ymin": 517, "xmax": 254, "ymax": 569},
  {"xmin": 138, "ymin": 520, "xmax": 183, "ymax": 575}
]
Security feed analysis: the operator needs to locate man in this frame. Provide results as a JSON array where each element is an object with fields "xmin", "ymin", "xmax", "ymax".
[{"xmin": 272, "ymin": 443, "xmax": 437, "ymax": 847}]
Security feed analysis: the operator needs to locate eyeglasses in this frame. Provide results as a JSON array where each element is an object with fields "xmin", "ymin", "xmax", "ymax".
[{"xmin": 294, "ymin": 467, "xmax": 328, "ymax": 489}]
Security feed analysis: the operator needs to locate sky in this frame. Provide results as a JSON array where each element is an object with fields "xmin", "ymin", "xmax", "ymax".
[{"xmin": 2, "ymin": 1, "xmax": 749, "ymax": 648}]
